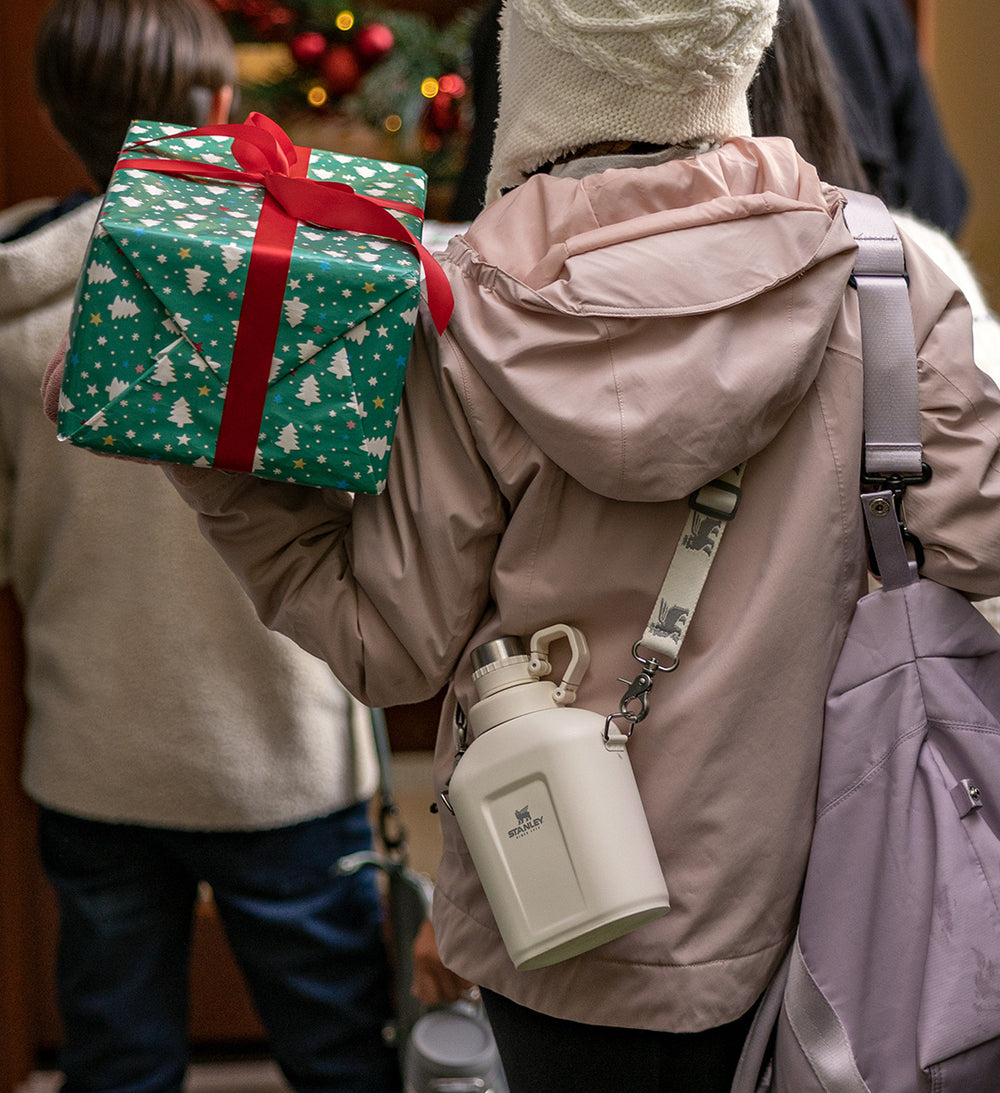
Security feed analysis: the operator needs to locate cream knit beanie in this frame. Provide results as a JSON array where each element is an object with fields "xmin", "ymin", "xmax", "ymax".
[{"xmin": 485, "ymin": 0, "xmax": 779, "ymax": 202}]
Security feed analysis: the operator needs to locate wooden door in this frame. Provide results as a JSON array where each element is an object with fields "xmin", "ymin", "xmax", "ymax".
[
  {"xmin": 0, "ymin": 590, "xmax": 34, "ymax": 1092},
  {"xmin": 0, "ymin": 0, "xmax": 91, "ymax": 209}
]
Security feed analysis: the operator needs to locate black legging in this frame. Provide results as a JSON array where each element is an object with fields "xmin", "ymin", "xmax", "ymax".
[{"xmin": 482, "ymin": 988, "xmax": 756, "ymax": 1093}]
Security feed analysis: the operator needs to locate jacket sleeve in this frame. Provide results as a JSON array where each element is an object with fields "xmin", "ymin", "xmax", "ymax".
[
  {"xmin": 899, "ymin": 231, "xmax": 1000, "ymax": 595},
  {"xmin": 166, "ymin": 310, "xmax": 507, "ymax": 708}
]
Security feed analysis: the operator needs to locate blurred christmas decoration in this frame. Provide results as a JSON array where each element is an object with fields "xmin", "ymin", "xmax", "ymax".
[{"xmin": 207, "ymin": 0, "xmax": 476, "ymax": 211}]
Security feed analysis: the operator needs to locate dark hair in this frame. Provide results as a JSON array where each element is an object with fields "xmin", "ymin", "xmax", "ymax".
[
  {"xmin": 750, "ymin": 0, "xmax": 870, "ymax": 192},
  {"xmin": 35, "ymin": 0, "xmax": 236, "ymax": 189}
]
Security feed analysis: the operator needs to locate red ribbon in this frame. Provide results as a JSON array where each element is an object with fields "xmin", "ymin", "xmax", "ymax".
[{"xmin": 115, "ymin": 112, "xmax": 453, "ymax": 473}]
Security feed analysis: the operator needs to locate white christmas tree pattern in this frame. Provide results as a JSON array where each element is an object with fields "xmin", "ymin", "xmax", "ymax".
[
  {"xmin": 221, "ymin": 243, "xmax": 246, "ymax": 273},
  {"xmin": 153, "ymin": 356, "xmax": 177, "ymax": 385},
  {"xmin": 185, "ymin": 265, "xmax": 209, "ymax": 294},
  {"xmin": 109, "ymin": 296, "xmax": 140, "ymax": 319},
  {"xmin": 276, "ymin": 422, "xmax": 299, "ymax": 454},
  {"xmin": 284, "ymin": 296, "xmax": 309, "ymax": 327},
  {"xmin": 87, "ymin": 260, "xmax": 117, "ymax": 284},
  {"xmin": 296, "ymin": 374, "xmax": 322, "ymax": 405},
  {"xmin": 58, "ymin": 118, "xmax": 427, "ymax": 490},
  {"xmin": 168, "ymin": 397, "xmax": 193, "ymax": 427}
]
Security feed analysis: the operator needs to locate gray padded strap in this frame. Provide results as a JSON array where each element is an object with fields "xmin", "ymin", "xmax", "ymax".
[
  {"xmin": 841, "ymin": 190, "xmax": 923, "ymax": 585},
  {"xmin": 840, "ymin": 190, "xmax": 923, "ymax": 478},
  {"xmin": 729, "ymin": 196, "xmax": 926, "ymax": 1092}
]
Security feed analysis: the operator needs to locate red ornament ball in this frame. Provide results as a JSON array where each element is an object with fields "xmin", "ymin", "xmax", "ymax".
[
  {"xmin": 290, "ymin": 30, "xmax": 327, "ymax": 68},
  {"xmin": 353, "ymin": 22, "xmax": 395, "ymax": 66},
  {"xmin": 438, "ymin": 73, "xmax": 466, "ymax": 98},
  {"xmin": 321, "ymin": 44, "xmax": 363, "ymax": 97}
]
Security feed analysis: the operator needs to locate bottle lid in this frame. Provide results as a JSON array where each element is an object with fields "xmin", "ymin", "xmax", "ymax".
[{"xmin": 470, "ymin": 636, "xmax": 526, "ymax": 673}]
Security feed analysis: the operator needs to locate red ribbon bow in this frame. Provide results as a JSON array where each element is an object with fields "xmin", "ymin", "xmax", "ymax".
[{"xmin": 115, "ymin": 112, "xmax": 453, "ymax": 473}]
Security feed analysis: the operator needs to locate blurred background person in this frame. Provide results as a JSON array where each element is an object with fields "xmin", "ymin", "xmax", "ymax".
[
  {"xmin": 0, "ymin": 1, "xmax": 400, "ymax": 1090},
  {"xmin": 752, "ymin": 0, "xmax": 996, "ymax": 367},
  {"xmin": 808, "ymin": 0, "xmax": 969, "ymax": 237}
]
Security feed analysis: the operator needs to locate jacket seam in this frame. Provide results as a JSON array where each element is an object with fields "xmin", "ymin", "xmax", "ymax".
[
  {"xmin": 576, "ymin": 932, "xmax": 794, "ymax": 971},
  {"xmin": 604, "ymin": 316, "xmax": 629, "ymax": 498}
]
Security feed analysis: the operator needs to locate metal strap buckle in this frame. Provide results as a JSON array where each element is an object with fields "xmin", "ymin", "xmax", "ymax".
[
  {"xmin": 862, "ymin": 461, "xmax": 932, "ymax": 575},
  {"xmin": 602, "ymin": 645, "xmax": 679, "ymax": 742}
]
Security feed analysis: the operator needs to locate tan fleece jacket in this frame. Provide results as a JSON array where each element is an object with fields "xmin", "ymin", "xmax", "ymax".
[{"xmin": 1, "ymin": 196, "xmax": 376, "ymax": 829}]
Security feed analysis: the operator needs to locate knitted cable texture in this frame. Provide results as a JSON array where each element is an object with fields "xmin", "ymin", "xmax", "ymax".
[{"xmin": 514, "ymin": 0, "xmax": 779, "ymax": 91}]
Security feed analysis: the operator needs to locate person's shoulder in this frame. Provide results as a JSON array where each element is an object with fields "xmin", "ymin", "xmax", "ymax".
[
  {"xmin": 0, "ymin": 198, "xmax": 61, "ymax": 243},
  {"xmin": 894, "ymin": 209, "xmax": 1000, "ymax": 384},
  {"xmin": 894, "ymin": 210, "xmax": 988, "ymax": 312}
]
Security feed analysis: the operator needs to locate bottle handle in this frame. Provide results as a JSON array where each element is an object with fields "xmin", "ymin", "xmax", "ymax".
[{"xmin": 528, "ymin": 624, "xmax": 591, "ymax": 705}]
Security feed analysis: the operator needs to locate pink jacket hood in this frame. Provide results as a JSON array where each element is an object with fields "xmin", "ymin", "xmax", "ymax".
[{"xmin": 442, "ymin": 137, "xmax": 857, "ymax": 501}]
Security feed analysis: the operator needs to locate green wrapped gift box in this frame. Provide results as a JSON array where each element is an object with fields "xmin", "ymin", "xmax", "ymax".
[{"xmin": 57, "ymin": 114, "xmax": 450, "ymax": 492}]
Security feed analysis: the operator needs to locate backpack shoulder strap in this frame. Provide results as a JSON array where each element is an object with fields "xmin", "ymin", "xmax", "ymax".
[
  {"xmin": 841, "ymin": 189, "xmax": 925, "ymax": 589},
  {"xmin": 839, "ymin": 189, "xmax": 923, "ymax": 481}
]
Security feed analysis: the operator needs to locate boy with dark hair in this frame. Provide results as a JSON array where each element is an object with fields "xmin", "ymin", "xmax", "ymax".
[{"xmin": 0, "ymin": 2, "xmax": 400, "ymax": 1090}]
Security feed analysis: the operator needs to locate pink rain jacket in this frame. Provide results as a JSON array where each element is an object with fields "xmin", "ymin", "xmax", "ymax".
[{"xmin": 168, "ymin": 137, "xmax": 1000, "ymax": 1032}]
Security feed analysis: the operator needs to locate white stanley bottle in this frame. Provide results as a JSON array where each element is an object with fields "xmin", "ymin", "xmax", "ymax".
[{"xmin": 447, "ymin": 624, "xmax": 670, "ymax": 970}]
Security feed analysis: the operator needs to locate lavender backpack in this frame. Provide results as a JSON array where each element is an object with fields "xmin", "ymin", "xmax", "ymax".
[{"xmin": 731, "ymin": 191, "xmax": 1000, "ymax": 1092}]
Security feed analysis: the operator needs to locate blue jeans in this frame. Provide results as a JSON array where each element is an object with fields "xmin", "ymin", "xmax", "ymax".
[{"xmin": 38, "ymin": 804, "xmax": 401, "ymax": 1093}]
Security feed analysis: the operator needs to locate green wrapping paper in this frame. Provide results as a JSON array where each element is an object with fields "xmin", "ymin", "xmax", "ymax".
[{"xmin": 57, "ymin": 115, "xmax": 444, "ymax": 493}]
